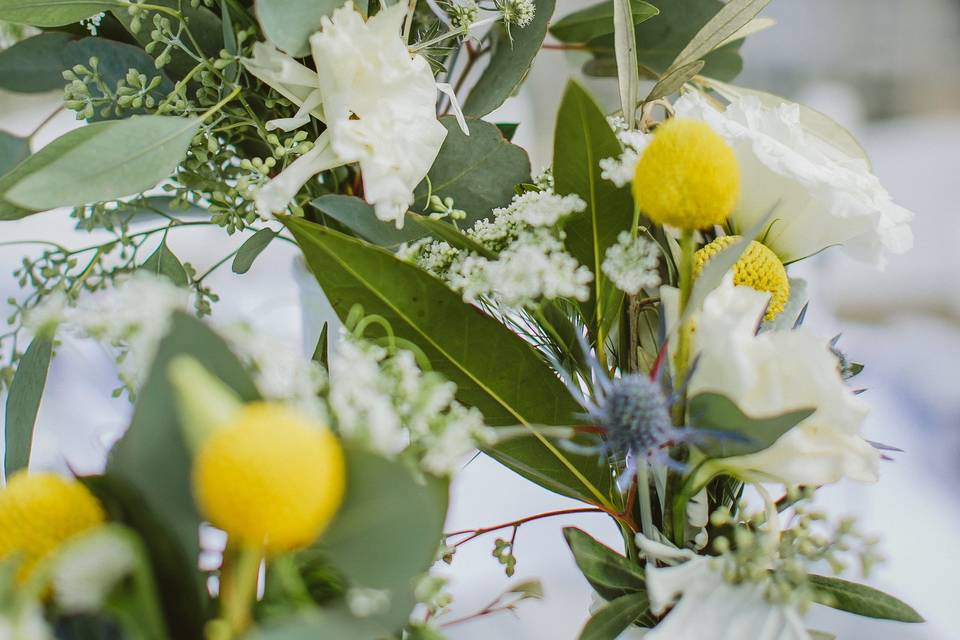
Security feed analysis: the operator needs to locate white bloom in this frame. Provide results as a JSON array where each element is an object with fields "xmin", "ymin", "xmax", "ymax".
[
  {"xmin": 52, "ymin": 527, "xmax": 138, "ymax": 614},
  {"xmin": 244, "ymin": 2, "xmax": 459, "ymax": 227},
  {"xmin": 600, "ymin": 117, "xmax": 650, "ymax": 188},
  {"xmin": 346, "ymin": 587, "xmax": 391, "ymax": 617},
  {"xmin": 602, "ymin": 231, "xmax": 661, "ymax": 295},
  {"xmin": 665, "ymin": 276, "xmax": 879, "ymax": 485},
  {"xmin": 499, "ymin": 0, "xmax": 535, "ymax": 27},
  {"xmin": 673, "ymin": 91, "xmax": 913, "ymax": 268},
  {"xmin": 501, "ymin": 190, "xmax": 586, "ymax": 227}
]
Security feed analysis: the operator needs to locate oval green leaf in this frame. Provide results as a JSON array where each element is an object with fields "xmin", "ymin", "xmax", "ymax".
[
  {"xmin": 232, "ymin": 228, "xmax": 276, "ymax": 274},
  {"xmin": 0, "ymin": 0, "xmax": 124, "ymax": 26},
  {"xmin": 256, "ymin": 0, "xmax": 341, "ymax": 57},
  {"xmin": 809, "ymin": 574, "xmax": 924, "ymax": 623},
  {"xmin": 0, "ymin": 31, "xmax": 74, "ymax": 92},
  {"xmin": 3, "ymin": 336, "xmax": 53, "ymax": 478},
  {"xmin": 578, "ymin": 591, "xmax": 650, "ymax": 640},
  {"xmin": 550, "ymin": 0, "xmax": 658, "ymax": 44}
]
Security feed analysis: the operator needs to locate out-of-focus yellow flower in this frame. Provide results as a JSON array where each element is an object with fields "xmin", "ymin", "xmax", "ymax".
[
  {"xmin": 193, "ymin": 402, "xmax": 346, "ymax": 553},
  {"xmin": 633, "ymin": 119, "xmax": 740, "ymax": 230},
  {"xmin": 695, "ymin": 235, "xmax": 790, "ymax": 320},
  {"xmin": 0, "ymin": 472, "xmax": 105, "ymax": 582}
]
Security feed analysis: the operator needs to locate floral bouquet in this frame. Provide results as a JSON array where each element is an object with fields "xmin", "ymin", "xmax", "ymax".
[{"xmin": 0, "ymin": 0, "xmax": 925, "ymax": 637}]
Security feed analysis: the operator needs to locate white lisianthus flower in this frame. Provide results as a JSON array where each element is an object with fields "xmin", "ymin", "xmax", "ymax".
[
  {"xmin": 243, "ymin": 2, "xmax": 464, "ymax": 227},
  {"xmin": 672, "ymin": 91, "xmax": 913, "ymax": 268},
  {"xmin": 636, "ymin": 538, "xmax": 811, "ymax": 640},
  {"xmin": 664, "ymin": 276, "xmax": 879, "ymax": 485}
]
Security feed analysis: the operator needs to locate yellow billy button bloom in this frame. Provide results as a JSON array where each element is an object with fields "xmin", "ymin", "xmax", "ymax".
[
  {"xmin": 633, "ymin": 119, "xmax": 740, "ymax": 230},
  {"xmin": 0, "ymin": 472, "xmax": 105, "ymax": 582},
  {"xmin": 193, "ymin": 402, "xmax": 346, "ymax": 553},
  {"xmin": 695, "ymin": 235, "xmax": 790, "ymax": 321}
]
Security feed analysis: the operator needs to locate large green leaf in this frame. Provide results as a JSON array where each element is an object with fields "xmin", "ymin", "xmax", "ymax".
[
  {"xmin": 0, "ymin": 0, "xmax": 123, "ymax": 26},
  {"xmin": 550, "ymin": 0, "xmax": 658, "ymax": 44},
  {"xmin": 687, "ymin": 392, "xmax": 814, "ymax": 458},
  {"xmin": 2, "ymin": 115, "xmax": 199, "ymax": 212},
  {"xmin": 106, "ymin": 313, "xmax": 260, "ymax": 634},
  {"xmin": 317, "ymin": 446, "xmax": 447, "ymax": 629},
  {"xmin": 578, "ymin": 591, "xmax": 649, "ymax": 640},
  {"xmin": 256, "ymin": 0, "xmax": 340, "ymax": 57},
  {"xmin": 413, "ymin": 116, "xmax": 531, "ymax": 225},
  {"xmin": 0, "ymin": 31, "xmax": 74, "ymax": 92},
  {"xmin": 552, "ymin": 80, "xmax": 633, "ymax": 337},
  {"xmin": 311, "ymin": 195, "xmax": 423, "ymax": 248},
  {"xmin": 564, "ymin": 527, "xmax": 645, "ymax": 601},
  {"xmin": 809, "ymin": 575, "xmax": 923, "ymax": 623},
  {"xmin": 0, "ymin": 131, "xmax": 29, "ymax": 178},
  {"xmin": 3, "ymin": 335, "xmax": 53, "ymax": 478},
  {"xmin": 462, "ymin": 0, "xmax": 555, "ymax": 117},
  {"xmin": 283, "ymin": 218, "xmax": 613, "ymax": 506}
]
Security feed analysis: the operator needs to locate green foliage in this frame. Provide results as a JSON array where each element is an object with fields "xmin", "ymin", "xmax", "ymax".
[
  {"xmin": 463, "ymin": 0, "xmax": 555, "ymax": 117},
  {"xmin": 809, "ymin": 575, "xmax": 924, "ymax": 623},
  {"xmin": 0, "ymin": 31, "xmax": 75, "ymax": 93},
  {"xmin": 3, "ymin": 335, "xmax": 52, "ymax": 478},
  {"xmin": 563, "ymin": 528, "xmax": 645, "ymax": 601},
  {"xmin": 0, "ymin": 131, "xmax": 29, "ymax": 177},
  {"xmin": 578, "ymin": 592, "xmax": 649, "ymax": 640},
  {"xmin": 0, "ymin": 0, "xmax": 123, "ymax": 27},
  {"xmin": 550, "ymin": 0, "xmax": 658, "ymax": 44},
  {"xmin": 552, "ymin": 80, "xmax": 633, "ymax": 337},
  {"xmin": 407, "ymin": 213, "xmax": 494, "ymax": 257},
  {"xmin": 311, "ymin": 195, "xmax": 423, "ymax": 248},
  {"xmin": 255, "ymin": 0, "xmax": 341, "ymax": 57},
  {"xmin": 140, "ymin": 238, "xmax": 189, "ymax": 285},
  {"xmin": 413, "ymin": 116, "xmax": 531, "ymax": 225},
  {"xmin": 687, "ymin": 392, "xmax": 814, "ymax": 458},
  {"xmin": 1, "ymin": 115, "xmax": 200, "ymax": 213},
  {"xmin": 232, "ymin": 228, "xmax": 276, "ymax": 274}
]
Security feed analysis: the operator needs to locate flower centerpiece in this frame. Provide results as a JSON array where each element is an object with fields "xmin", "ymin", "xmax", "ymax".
[{"xmin": 0, "ymin": 0, "xmax": 925, "ymax": 638}]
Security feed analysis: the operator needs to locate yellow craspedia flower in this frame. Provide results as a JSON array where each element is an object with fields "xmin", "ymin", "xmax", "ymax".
[
  {"xmin": 695, "ymin": 235, "xmax": 790, "ymax": 320},
  {"xmin": 193, "ymin": 402, "xmax": 345, "ymax": 553},
  {"xmin": 0, "ymin": 472, "xmax": 105, "ymax": 582},
  {"xmin": 632, "ymin": 119, "xmax": 740, "ymax": 230}
]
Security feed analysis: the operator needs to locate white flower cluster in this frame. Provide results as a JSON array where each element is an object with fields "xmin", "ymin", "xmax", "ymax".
[
  {"xmin": 599, "ymin": 116, "xmax": 651, "ymax": 188},
  {"xmin": 328, "ymin": 337, "xmax": 492, "ymax": 475},
  {"xmin": 601, "ymin": 231, "xmax": 661, "ymax": 295},
  {"xmin": 498, "ymin": 0, "xmax": 536, "ymax": 28},
  {"xmin": 52, "ymin": 527, "xmax": 138, "ymax": 614},
  {"xmin": 403, "ymin": 188, "xmax": 593, "ymax": 308}
]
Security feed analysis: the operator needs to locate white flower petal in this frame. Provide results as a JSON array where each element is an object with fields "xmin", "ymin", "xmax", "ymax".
[
  {"xmin": 255, "ymin": 133, "xmax": 341, "ymax": 219},
  {"xmin": 265, "ymin": 88, "xmax": 325, "ymax": 132},
  {"xmin": 241, "ymin": 42, "xmax": 325, "ymax": 121},
  {"xmin": 436, "ymin": 82, "xmax": 470, "ymax": 135}
]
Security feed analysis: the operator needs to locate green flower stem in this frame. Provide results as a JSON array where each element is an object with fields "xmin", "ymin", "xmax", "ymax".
[
  {"xmin": 635, "ymin": 462, "xmax": 655, "ymax": 542},
  {"xmin": 671, "ymin": 228, "xmax": 696, "ymax": 424},
  {"xmin": 220, "ymin": 544, "xmax": 262, "ymax": 637}
]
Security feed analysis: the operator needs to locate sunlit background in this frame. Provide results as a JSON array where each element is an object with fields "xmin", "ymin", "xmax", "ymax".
[{"xmin": 2, "ymin": 0, "xmax": 958, "ymax": 638}]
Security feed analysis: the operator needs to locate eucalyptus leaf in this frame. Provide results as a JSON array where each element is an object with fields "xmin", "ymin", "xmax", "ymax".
[
  {"xmin": 221, "ymin": 0, "xmax": 239, "ymax": 81},
  {"xmin": 550, "ymin": 0, "xmax": 658, "ymax": 44},
  {"xmin": 0, "ymin": 31, "xmax": 74, "ymax": 92},
  {"xmin": 578, "ymin": 591, "xmax": 650, "ymax": 640},
  {"xmin": 687, "ymin": 392, "xmax": 814, "ymax": 458},
  {"xmin": 3, "ymin": 115, "xmax": 199, "ymax": 211},
  {"xmin": 232, "ymin": 228, "xmax": 276, "ymax": 274},
  {"xmin": 311, "ymin": 194, "xmax": 423, "ymax": 248},
  {"xmin": 3, "ymin": 336, "xmax": 53, "ymax": 478},
  {"xmin": 256, "ymin": 0, "xmax": 340, "ymax": 57},
  {"xmin": 283, "ymin": 218, "xmax": 613, "ymax": 506},
  {"xmin": 0, "ymin": 131, "xmax": 30, "ymax": 178},
  {"xmin": 106, "ymin": 313, "xmax": 260, "ymax": 638},
  {"xmin": 809, "ymin": 575, "xmax": 923, "ymax": 623},
  {"xmin": 563, "ymin": 527, "xmax": 646, "ymax": 601},
  {"xmin": 141, "ymin": 239, "xmax": 189, "ymax": 286},
  {"xmin": 462, "ymin": 0, "xmax": 555, "ymax": 117},
  {"xmin": 413, "ymin": 116, "xmax": 531, "ymax": 224},
  {"xmin": 552, "ymin": 80, "xmax": 633, "ymax": 337},
  {"xmin": 0, "ymin": 0, "xmax": 123, "ymax": 26}
]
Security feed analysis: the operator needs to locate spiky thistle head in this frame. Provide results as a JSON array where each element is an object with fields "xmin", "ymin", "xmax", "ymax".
[{"xmin": 589, "ymin": 374, "xmax": 676, "ymax": 463}]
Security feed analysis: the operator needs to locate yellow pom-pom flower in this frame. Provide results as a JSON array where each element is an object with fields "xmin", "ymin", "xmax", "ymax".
[
  {"xmin": 694, "ymin": 235, "xmax": 790, "ymax": 320},
  {"xmin": 0, "ymin": 472, "xmax": 105, "ymax": 582},
  {"xmin": 193, "ymin": 402, "xmax": 346, "ymax": 553},
  {"xmin": 632, "ymin": 119, "xmax": 740, "ymax": 230}
]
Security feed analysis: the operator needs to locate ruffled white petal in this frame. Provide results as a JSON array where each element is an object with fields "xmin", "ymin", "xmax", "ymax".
[
  {"xmin": 241, "ymin": 42, "xmax": 325, "ymax": 122},
  {"xmin": 266, "ymin": 88, "xmax": 325, "ymax": 132},
  {"xmin": 255, "ymin": 133, "xmax": 340, "ymax": 219}
]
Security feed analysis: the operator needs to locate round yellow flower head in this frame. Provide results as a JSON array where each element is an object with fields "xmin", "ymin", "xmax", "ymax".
[
  {"xmin": 193, "ymin": 402, "xmax": 346, "ymax": 553},
  {"xmin": 0, "ymin": 472, "xmax": 105, "ymax": 582},
  {"xmin": 695, "ymin": 235, "xmax": 790, "ymax": 320},
  {"xmin": 632, "ymin": 119, "xmax": 740, "ymax": 230}
]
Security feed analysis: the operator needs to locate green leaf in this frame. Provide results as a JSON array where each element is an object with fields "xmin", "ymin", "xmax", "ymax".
[
  {"xmin": 317, "ymin": 446, "xmax": 448, "ymax": 629},
  {"xmin": 2, "ymin": 115, "xmax": 199, "ymax": 212},
  {"xmin": 256, "ymin": 0, "xmax": 339, "ymax": 57},
  {"xmin": 249, "ymin": 611, "xmax": 388, "ymax": 640},
  {"xmin": 550, "ymin": 0, "xmax": 658, "ymax": 43},
  {"xmin": 106, "ymin": 312, "xmax": 260, "ymax": 635},
  {"xmin": 552, "ymin": 80, "xmax": 633, "ymax": 336},
  {"xmin": 407, "ymin": 213, "xmax": 494, "ymax": 258},
  {"xmin": 563, "ymin": 528, "xmax": 645, "ymax": 601},
  {"xmin": 0, "ymin": 31, "xmax": 74, "ymax": 93},
  {"xmin": 311, "ymin": 194, "xmax": 423, "ymax": 248},
  {"xmin": 283, "ymin": 218, "xmax": 613, "ymax": 506},
  {"xmin": 644, "ymin": 58, "xmax": 704, "ymax": 102},
  {"xmin": 232, "ymin": 228, "xmax": 276, "ymax": 274},
  {"xmin": 141, "ymin": 239, "xmax": 189, "ymax": 286},
  {"xmin": 312, "ymin": 322, "xmax": 328, "ymax": 367},
  {"xmin": 578, "ymin": 591, "xmax": 649, "ymax": 640},
  {"xmin": 687, "ymin": 392, "xmax": 813, "ymax": 458},
  {"xmin": 221, "ymin": 0, "xmax": 239, "ymax": 82},
  {"xmin": 0, "ymin": 0, "xmax": 123, "ymax": 26},
  {"xmin": 463, "ymin": 0, "xmax": 555, "ymax": 117},
  {"xmin": 809, "ymin": 575, "xmax": 923, "ymax": 623},
  {"xmin": 414, "ymin": 116, "xmax": 531, "ymax": 225},
  {"xmin": 0, "ymin": 131, "xmax": 30, "ymax": 178},
  {"xmin": 668, "ymin": 0, "xmax": 770, "ymax": 72},
  {"xmin": 3, "ymin": 336, "xmax": 53, "ymax": 478}
]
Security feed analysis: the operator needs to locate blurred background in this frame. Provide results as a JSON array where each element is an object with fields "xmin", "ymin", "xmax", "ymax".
[{"xmin": 2, "ymin": 0, "xmax": 958, "ymax": 637}]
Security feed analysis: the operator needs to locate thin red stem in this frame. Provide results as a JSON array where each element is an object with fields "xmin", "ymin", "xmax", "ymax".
[{"xmin": 445, "ymin": 507, "xmax": 607, "ymax": 547}]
